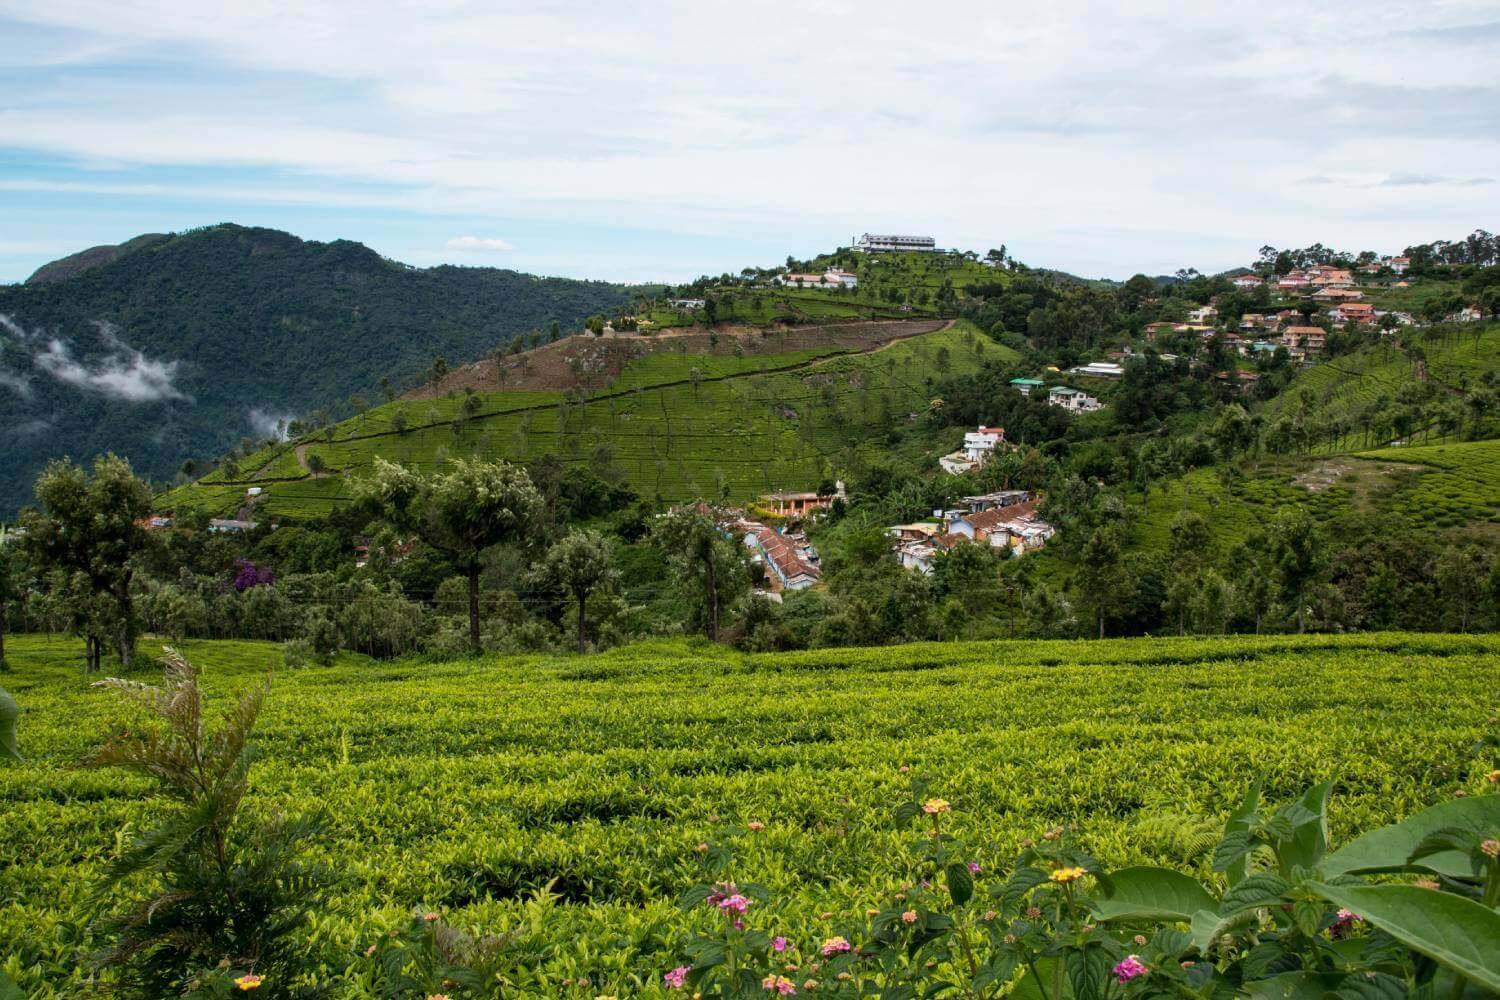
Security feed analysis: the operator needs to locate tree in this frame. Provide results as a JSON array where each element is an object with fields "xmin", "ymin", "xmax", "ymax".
[
  {"xmin": 363, "ymin": 458, "xmax": 545, "ymax": 651},
  {"xmin": 651, "ymin": 507, "xmax": 748, "ymax": 641},
  {"xmin": 0, "ymin": 543, "xmax": 13, "ymax": 668},
  {"xmin": 541, "ymin": 529, "xmax": 618, "ymax": 653},
  {"xmin": 932, "ymin": 541, "xmax": 1003, "ymax": 640},
  {"xmin": 20, "ymin": 455, "xmax": 154, "ymax": 671},
  {"xmin": 1076, "ymin": 524, "xmax": 1133, "ymax": 639},
  {"xmin": 1267, "ymin": 508, "xmax": 1328, "ymax": 633}
]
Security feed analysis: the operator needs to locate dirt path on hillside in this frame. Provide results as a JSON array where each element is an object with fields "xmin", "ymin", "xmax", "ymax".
[{"xmin": 294, "ymin": 443, "xmax": 333, "ymax": 478}]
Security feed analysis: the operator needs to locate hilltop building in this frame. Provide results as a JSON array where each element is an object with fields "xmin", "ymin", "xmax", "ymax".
[
  {"xmin": 1009, "ymin": 377, "xmax": 1045, "ymax": 395},
  {"xmin": 853, "ymin": 233, "xmax": 937, "ymax": 253}
]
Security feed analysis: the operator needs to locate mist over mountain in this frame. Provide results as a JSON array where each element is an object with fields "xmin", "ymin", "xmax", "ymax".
[{"xmin": 0, "ymin": 224, "xmax": 631, "ymax": 515}]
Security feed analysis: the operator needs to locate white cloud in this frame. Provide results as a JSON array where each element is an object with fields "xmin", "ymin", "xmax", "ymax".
[
  {"xmin": 247, "ymin": 407, "xmax": 294, "ymax": 440},
  {"xmin": 445, "ymin": 235, "xmax": 516, "ymax": 253},
  {"xmin": 0, "ymin": 1, "xmax": 1497, "ymax": 276},
  {"xmin": 31, "ymin": 322, "xmax": 188, "ymax": 402}
]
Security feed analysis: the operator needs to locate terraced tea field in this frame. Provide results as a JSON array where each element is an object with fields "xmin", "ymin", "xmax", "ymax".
[
  {"xmin": 161, "ymin": 320, "xmax": 1015, "ymax": 518},
  {"xmin": 3, "ymin": 631, "xmax": 1496, "ymax": 995}
]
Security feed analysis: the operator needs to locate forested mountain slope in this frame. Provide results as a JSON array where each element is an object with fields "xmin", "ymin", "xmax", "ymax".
[{"xmin": 0, "ymin": 224, "xmax": 631, "ymax": 515}]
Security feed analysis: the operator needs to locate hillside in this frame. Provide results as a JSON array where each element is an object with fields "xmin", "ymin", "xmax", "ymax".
[
  {"xmin": 5, "ymin": 631, "xmax": 1496, "ymax": 994},
  {"xmin": 0, "ymin": 224, "xmax": 631, "ymax": 515},
  {"xmin": 159, "ymin": 318, "xmax": 1019, "ymax": 518}
]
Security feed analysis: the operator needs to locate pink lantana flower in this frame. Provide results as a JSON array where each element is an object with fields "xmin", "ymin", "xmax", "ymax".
[
  {"xmin": 820, "ymin": 936, "xmax": 852, "ymax": 957},
  {"xmin": 1113, "ymin": 955, "xmax": 1148, "ymax": 983},
  {"xmin": 772, "ymin": 936, "xmax": 789, "ymax": 952},
  {"xmin": 664, "ymin": 966, "xmax": 690, "ymax": 989},
  {"xmin": 719, "ymin": 894, "xmax": 751, "ymax": 915}
]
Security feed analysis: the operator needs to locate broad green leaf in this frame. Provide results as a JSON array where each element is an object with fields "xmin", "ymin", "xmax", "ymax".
[
  {"xmin": 1221, "ymin": 774, "xmax": 1264, "ymax": 886},
  {"xmin": 0, "ymin": 970, "xmax": 22, "ymax": 1000},
  {"xmin": 1066, "ymin": 945, "xmax": 1111, "ymax": 1000},
  {"xmin": 1244, "ymin": 971, "xmax": 1343, "ymax": 1000},
  {"xmin": 1009, "ymin": 958, "xmax": 1074, "ymax": 1000},
  {"xmin": 0, "ymin": 688, "xmax": 19, "ymax": 762},
  {"xmin": 1308, "ymin": 883, "xmax": 1500, "ymax": 993},
  {"xmin": 1190, "ymin": 908, "xmax": 1223, "ymax": 956},
  {"xmin": 1089, "ymin": 866, "xmax": 1218, "ymax": 923},
  {"xmin": 1279, "ymin": 781, "xmax": 1332, "ymax": 875},
  {"xmin": 1219, "ymin": 872, "xmax": 1290, "ymax": 917},
  {"xmin": 1322, "ymin": 795, "xmax": 1500, "ymax": 879},
  {"xmin": 945, "ymin": 861, "xmax": 973, "ymax": 906}
]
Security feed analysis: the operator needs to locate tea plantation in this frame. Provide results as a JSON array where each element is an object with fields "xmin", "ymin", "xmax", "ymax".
[{"xmin": 2, "ymin": 631, "xmax": 1497, "ymax": 995}]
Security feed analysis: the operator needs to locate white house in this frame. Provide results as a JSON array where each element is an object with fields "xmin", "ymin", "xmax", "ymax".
[
  {"xmin": 668, "ymin": 298, "xmax": 706, "ymax": 310},
  {"xmin": 824, "ymin": 269, "xmax": 859, "ymax": 288},
  {"xmin": 1389, "ymin": 256, "xmax": 1411, "ymax": 274},
  {"xmin": 1232, "ymin": 274, "xmax": 1263, "ymax": 289},
  {"xmin": 1187, "ymin": 306, "xmax": 1218, "ymax": 324},
  {"xmin": 939, "ymin": 425, "xmax": 1006, "ymax": 474},
  {"xmin": 1048, "ymin": 386, "xmax": 1102, "ymax": 413}
]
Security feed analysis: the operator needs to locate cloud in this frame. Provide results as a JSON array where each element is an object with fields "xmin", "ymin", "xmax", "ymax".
[
  {"xmin": 1379, "ymin": 172, "xmax": 1494, "ymax": 187},
  {"xmin": 32, "ymin": 322, "xmax": 189, "ymax": 402},
  {"xmin": 0, "ymin": 1, "xmax": 1498, "ymax": 278},
  {"xmin": 0, "ymin": 370, "xmax": 29, "ymax": 397},
  {"xmin": 444, "ymin": 235, "xmax": 516, "ymax": 253},
  {"xmin": 248, "ymin": 407, "xmax": 294, "ymax": 440}
]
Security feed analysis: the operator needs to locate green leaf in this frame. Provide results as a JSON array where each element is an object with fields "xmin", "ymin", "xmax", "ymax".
[
  {"xmin": 1009, "ymin": 958, "xmax": 1074, "ymax": 1000},
  {"xmin": 1066, "ymin": 945, "xmax": 1111, "ymax": 1000},
  {"xmin": 0, "ymin": 688, "xmax": 19, "ymax": 763},
  {"xmin": 1243, "ymin": 971, "xmax": 1343, "ymax": 1000},
  {"xmin": 1278, "ymin": 781, "xmax": 1332, "ymax": 875},
  {"xmin": 1089, "ymin": 866, "xmax": 1218, "ymax": 923},
  {"xmin": 1000, "ymin": 866, "xmax": 1048, "ymax": 908},
  {"xmin": 1322, "ymin": 795, "xmax": 1500, "ymax": 879},
  {"xmin": 1213, "ymin": 829, "xmax": 1253, "ymax": 874},
  {"xmin": 0, "ymin": 970, "xmax": 23, "ymax": 1000},
  {"xmin": 945, "ymin": 861, "xmax": 974, "ymax": 906},
  {"xmin": 1221, "ymin": 774, "xmax": 1265, "ymax": 886},
  {"xmin": 1219, "ymin": 872, "xmax": 1291, "ymax": 917},
  {"xmin": 1308, "ymin": 882, "xmax": 1500, "ymax": 993}
]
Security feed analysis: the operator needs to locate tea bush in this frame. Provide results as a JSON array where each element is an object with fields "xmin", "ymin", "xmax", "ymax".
[{"xmin": 0, "ymin": 631, "xmax": 1496, "ymax": 995}]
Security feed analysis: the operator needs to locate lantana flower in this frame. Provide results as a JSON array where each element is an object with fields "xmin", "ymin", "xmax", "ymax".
[
  {"xmin": 922, "ymin": 798, "xmax": 951, "ymax": 815},
  {"xmin": 234, "ymin": 974, "xmax": 263, "ymax": 991},
  {"xmin": 1050, "ymin": 866, "xmax": 1087, "ymax": 884},
  {"xmin": 762, "ymin": 974, "xmax": 797, "ymax": 994},
  {"xmin": 820, "ymin": 936, "xmax": 852, "ymax": 956},
  {"xmin": 1113, "ymin": 956, "xmax": 1148, "ymax": 983},
  {"xmin": 664, "ymin": 966, "xmax": 690, "ymax": 989}
]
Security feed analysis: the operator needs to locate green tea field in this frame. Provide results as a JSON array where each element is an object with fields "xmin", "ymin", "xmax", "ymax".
[
  {"xmin": 160, "ymin": 320, "xmax": 1016, "ymax": 519},
  {"xmin": 3, "ymin": 631, "xmax": 1497, "ymax": 995}
]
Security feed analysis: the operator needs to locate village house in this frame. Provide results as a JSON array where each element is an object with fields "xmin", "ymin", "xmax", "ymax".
[
  {"xmin": 668, "ymin": 297, "xmax": 706, "ymax": 310},
  {"xmin": 1308, "ymin": 266, "xmax": 1354, "ymax": 288},
  {"xmin": 1238, "ymin": 313, "xmax": 1266, "ymax": 331},
  {"xmin": 943, "ymin": 499, "xmax": 1055, "ymax": 556},
  {"xmin": 939, "ymin": 426, "xmax": 1007, "ymax": 475},
  {"xmin": 1232, "ymin": 274, "xmax": 1263, "ymax": 289},
  {"xmin": 759, "ymin": 482, "xmax": 844, "ymax": 518},
  {"xmin": 1331, "ymin": 302, "xmax": 1375, "ymax": 325},
  {"xmin": 1047, "ymin": 386, "xmax": 1102, "ymax": 413},
  {"xmin": 1389, "ymin": 256, "xmax": 1410, "ymax": 274},
  {"xmin": 1277, "ymin": 272, "xmax": 1312, "ymax": 290},
  {"xmin": 209, "ymin": 518, "xmax": 257, "ymax": 533},
  {"xmin": 960, "ymin": 490, "xmax": 1032, "ymax": 513},
  {"xmin": 1144, "ymin": 321, "xmax": 1177, "ymax": 342},
  {"xmin": 1070, "ymin": 361, "xmax": 1124, "ymax": 378},
  {"xmin": 1186, "ymin": 305, "xmax": 1218, "ymax": 324},
  {"xmin": 1009, "ymin": 377, "xmax": 1045, "ymax": 395},
  {"xmin": 744, "ymin": 524, "xmax": 821, "ymax": 592},
  {"xmin": 1282, "ymin": 326, "xmax": 1327, "ymax": 359},
  {"xmin": 1454, "ymin": 305, "xmax": 1486, "ymax": 322},
  {"xmin": 1311, "ymin": 286, "xmax": 1363, "ymax": 302}
]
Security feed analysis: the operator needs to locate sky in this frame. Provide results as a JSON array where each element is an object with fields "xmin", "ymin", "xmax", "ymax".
[{"xmin": 1, "ymin": 1, "xmax": 1498, "ymax": 286}]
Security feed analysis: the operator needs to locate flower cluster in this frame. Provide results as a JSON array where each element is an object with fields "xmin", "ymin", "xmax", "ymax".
[
  {"xmin": 664, "ymin": 965, "xmax": 690, "ymax": 989},
  {"xmin": 820, "ymin": 936, "xmax": 851, "ymax": 957},
  {"xmin": 1113, "ymin": 955, "xmax": 1148, "ymax": 983},
  {"xmin": 233, "ymin": 974, "xmax": 263, "ymax": 991},
  {"xmin": 762, "ymin": 974, "xmax": 797, "ymax": 994},
  {"xmin": 1049, "ymin": 865, "xmax": 1086, "ymax": 884}
]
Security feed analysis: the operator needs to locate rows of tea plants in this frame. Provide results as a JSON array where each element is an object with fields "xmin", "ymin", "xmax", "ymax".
[
  {"xmin": 1, "ymin": 631, "xmax": 1496, "ymax": 995},
  {"xmin": 1358, "ymin": 438, "xmax": 1500, "ymax": 527}
]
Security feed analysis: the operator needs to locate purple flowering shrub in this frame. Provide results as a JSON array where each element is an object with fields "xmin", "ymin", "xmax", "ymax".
[
  {"xmin": 657, "ymin": 775, "xmax": 1500, "ymax": 998},
  {"xmin": 232, "ymin": 559, "xmax": 275, "ymax": 592}
]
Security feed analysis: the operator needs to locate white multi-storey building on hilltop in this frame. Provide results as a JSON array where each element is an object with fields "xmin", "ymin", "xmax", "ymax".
[{"xmin": 853, "ymin": 233, "xmax": 936, "ymax": 253}]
